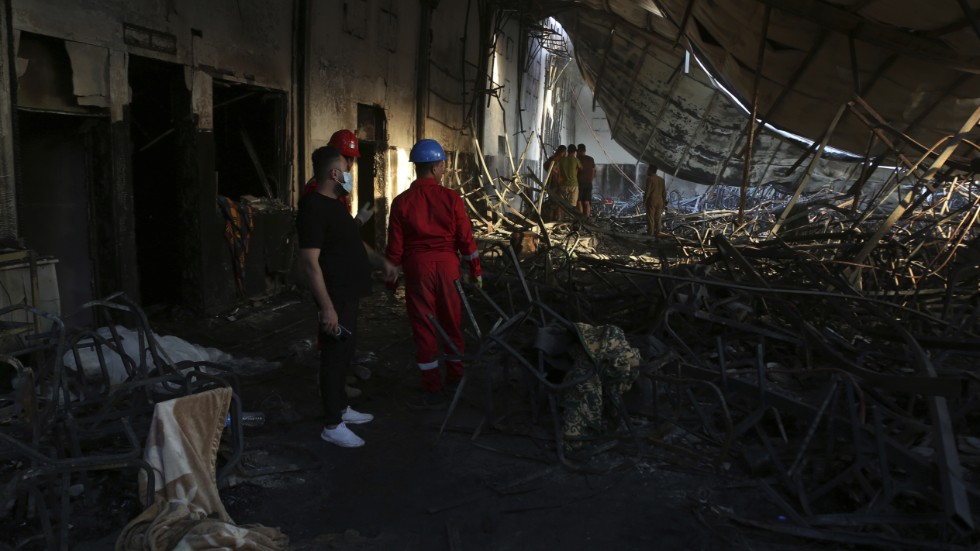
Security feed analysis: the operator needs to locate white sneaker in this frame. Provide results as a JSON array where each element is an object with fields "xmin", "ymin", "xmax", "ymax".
[
  {"xmin": 320, "ymin": 422, "xmax": 365, "ymax": 448},
  {"xmin": 341, "ymin": 406, "xmax": 374, "ymax": 425}
]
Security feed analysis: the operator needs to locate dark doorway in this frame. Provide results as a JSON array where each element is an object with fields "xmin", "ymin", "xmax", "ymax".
[
  {"xmin": 17, "ymin": 112, "xmax": 108, "ymax": 326},
  {"xmin": 357, "ymin": 140, "xmax": 377, "ymax": 245},
  {"xmin": 213, "ymin": 82, "xmax": 287, "ymax": 200},
  {"xmin": 129, "ymin": 56, "xmax": 187, "ymax": 307},
  {"xmin": 356, "ymin": 104, "xmax": 387, "ymax": 249}
]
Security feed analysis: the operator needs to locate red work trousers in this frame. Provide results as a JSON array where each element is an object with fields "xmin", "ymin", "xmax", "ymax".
[{"xmin": 404, "ymin": 254, "xmax": 464, "ymax": 393}]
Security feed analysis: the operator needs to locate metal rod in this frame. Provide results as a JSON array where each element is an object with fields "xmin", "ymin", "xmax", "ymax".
[
  {"xmin": 786, "ymin": 378, "xmax": 840, "ymax": 477},
  {"xmin": 849, "ymin": 106, "xmax": 980, "ymax": 273},
  {"xmin": 738, "ymin": 5, "xmax": 770, "ymax": 226},
  {"xmin": 770, "ymin": 102, "xmax": 848, "ymax": 236},
  {"xmin": 454, "ymin": 279, "xmax": 482, "ymax": 339}
]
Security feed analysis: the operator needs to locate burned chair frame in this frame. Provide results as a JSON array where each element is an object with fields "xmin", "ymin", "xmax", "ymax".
[{"xmin": 0, "ymin": 294, "xmax": 245, "ymax": 549}]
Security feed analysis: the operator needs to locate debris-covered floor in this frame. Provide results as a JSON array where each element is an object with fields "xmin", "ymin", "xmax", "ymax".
[
  {"xmin": 4, "ymin": 178, "xmax": 980, "ymax": 549},
  {"xmin": 56, "ymin": 290, "xmax": 807, "ymax": 550}
]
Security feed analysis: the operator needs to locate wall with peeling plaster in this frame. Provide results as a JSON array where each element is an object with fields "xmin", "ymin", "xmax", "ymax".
[
  {"xmin": 481, "ymin": 19, "xmax": 585, "ymax": 190},
  {"xmin": 10, "ymin": 0, "xmax": 292, "ymax": 156},
  {"xmin": 1, "ymin": 0, "xmax": 571, "ymax": 312},
  {"xmin": 8, "ymin": 0, "xmax": 295, "ymax": 313},
  {"xmin": 304, "ymin": 0, "xmax": 487, "ymax": 217},
  {"xmin": 305, "ymin": 0, "xmax": 415, "ymax": 212},
  {"xmin": 482, "ymin": 20, "xmax": 524, "ymax": 160},
  {"xmin": 0, "ymin": 1, "xmax": 16, "ymax": 240},
  {"xmin": 12, "ymin": 0, "xmax": 292, "ymax": 94}
]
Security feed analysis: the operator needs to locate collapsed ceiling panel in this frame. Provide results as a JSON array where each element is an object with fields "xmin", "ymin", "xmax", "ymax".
[
  {"xmin": 671, "ymin": 0, "xmax": 980, "ymax": 158},
  {"xmin": 554, "ymin": 5, "xmax": 880, "ymax": 190},
  {"xmin": 544, "ymin": 0, "xmax": 980, "ymax": 188}
]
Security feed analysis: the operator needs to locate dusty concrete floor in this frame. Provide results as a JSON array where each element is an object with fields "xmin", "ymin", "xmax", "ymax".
[{"xmin": 67, "ymin": 286, "xmax": 821, "ymax": 550}]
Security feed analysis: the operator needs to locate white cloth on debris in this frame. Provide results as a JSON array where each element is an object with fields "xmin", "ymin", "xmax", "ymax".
[
  {"xmin": 63, "ymin": 326, "xmax": 275, "ymax": 385},
  {"xmin": 116, "ymin": 387, "xmax": 287, "ymax": 550}
]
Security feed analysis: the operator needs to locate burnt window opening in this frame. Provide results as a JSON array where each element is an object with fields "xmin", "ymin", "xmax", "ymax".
[{"xmin": 213, "ymin": 83, "xmax": 287, "ymax": 200}]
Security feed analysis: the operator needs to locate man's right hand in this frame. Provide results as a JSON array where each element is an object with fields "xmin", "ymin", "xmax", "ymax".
[
  {"xmin": 319, "ymin": 307, "xmax": 339, "ymax": 335},
  {"xmin": 382, "ymin": 258, "xmax": 399, "ymax": 283}
]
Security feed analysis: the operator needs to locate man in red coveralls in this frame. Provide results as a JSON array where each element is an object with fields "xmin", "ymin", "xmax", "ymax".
[{"xmin": 386, "ymin": 139, "xmax": 482, "ymax": 406}]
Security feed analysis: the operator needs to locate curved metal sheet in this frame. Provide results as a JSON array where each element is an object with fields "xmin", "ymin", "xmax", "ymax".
[{"xmin": 548, "ymin": 0, "xmax": 980, "ymax": 188}]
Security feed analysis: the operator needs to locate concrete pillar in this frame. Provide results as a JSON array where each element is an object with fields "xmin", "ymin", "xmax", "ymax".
[
  {"xmin": 107, "ymin": 49, "xmax": 140, "ymax": 300},
  {"xmin": 181, "ymin": 68, "xmax": 227, "ymax": 312}
]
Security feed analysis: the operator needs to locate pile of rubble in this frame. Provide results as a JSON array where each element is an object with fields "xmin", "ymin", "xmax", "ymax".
[
  {"xmin": 448, "ymin": 146, "xmax": 980, "ymax": 549},
  {"xmin": 0, "ymin": 294, "xmax": 280, "ymax": 549}
]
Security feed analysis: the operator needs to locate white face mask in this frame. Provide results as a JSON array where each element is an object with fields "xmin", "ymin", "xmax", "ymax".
[{"xmin": 334, "ymin": 170, "xmax": 353, "ymax": 195}]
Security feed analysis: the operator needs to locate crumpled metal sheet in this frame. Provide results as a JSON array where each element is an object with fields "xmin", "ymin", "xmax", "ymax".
[{"xmin": 548, "ymin": 0, "xmax": 980, "ymax": 187}]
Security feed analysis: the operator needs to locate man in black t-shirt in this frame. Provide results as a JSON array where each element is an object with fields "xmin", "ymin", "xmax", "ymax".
[{"xmin": 297, "ymin": 146, "xmax": 397, "ymax": 447}]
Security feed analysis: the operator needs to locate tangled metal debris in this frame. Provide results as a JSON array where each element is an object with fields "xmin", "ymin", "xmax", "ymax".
[
  {"xmin": 448, "ymin": 128, "xmax": 980, "ymax": 549},
  {"xmin": 0, "ymin": 293, "xmax": 243, "ymax": 550}
]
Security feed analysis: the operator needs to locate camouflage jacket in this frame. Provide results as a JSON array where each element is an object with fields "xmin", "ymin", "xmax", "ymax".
[{"xmin": 561, "ymin": 323, "xmax": 641, "ymax": 447}]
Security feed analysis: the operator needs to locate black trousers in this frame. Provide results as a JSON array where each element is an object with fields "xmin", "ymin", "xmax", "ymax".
[{"xmin": 318, "ymin": 297, "xmax": 359, "ymax": 426}]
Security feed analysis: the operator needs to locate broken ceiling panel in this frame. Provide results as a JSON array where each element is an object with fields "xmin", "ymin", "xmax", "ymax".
[
  {"xmin": 555, "ymin": 6, "xmax": 886, "ymax": 191},
  {"xmin": 656, "ymin": 0, "xmax": 980, "ymax": 166},
  {"xmin": 544, "ymin": 0, "xmax": 979, "ymax": 188}
]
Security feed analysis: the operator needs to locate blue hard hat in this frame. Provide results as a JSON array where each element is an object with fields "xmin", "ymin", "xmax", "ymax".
[{"xmin": 409, "ymin": 139, "xmax": 447, "ymax": 163}]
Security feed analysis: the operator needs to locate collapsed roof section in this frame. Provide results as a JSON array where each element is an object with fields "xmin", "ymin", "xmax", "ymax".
[{"xmin": 544, "ymin": 0, "xmax": 980, "ymax": 189}]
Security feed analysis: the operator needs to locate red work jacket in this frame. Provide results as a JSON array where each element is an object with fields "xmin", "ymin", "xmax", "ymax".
[{"xmin": 386, "ymin": 178, "xmax": 480, "ymax": 273}]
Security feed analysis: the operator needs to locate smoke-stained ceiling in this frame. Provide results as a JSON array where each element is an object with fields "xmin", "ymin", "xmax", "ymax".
[{"xmin": 539, "ymin": 0, "xmax": 980, "ymax": 189}]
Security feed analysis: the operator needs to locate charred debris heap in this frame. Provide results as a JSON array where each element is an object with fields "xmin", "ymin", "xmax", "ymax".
[
  {"xmin": 1, "ymin": 137, "xmax": 978, "ymax": 550},
  {"xmin": 446, "ymin": 125, "xmax": 980, "ymax": 549}
]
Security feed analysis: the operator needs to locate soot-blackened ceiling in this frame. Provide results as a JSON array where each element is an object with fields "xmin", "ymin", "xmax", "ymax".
[{"xmin": 540, "ymin": 0, "xmax": 980, "ymax": 190}]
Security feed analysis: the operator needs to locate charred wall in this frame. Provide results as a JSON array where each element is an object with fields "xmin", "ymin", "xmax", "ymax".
[
  {"xmin": 3, "ymin": 0, "xmax": 534, "ymax": 313},
  {"xmin": 303, "ymin": 0, "xmax": 485, "ymax": 218},
  {"xmin": 8, "ymin": 0, "xmax": 293, "ymax": 313}
]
